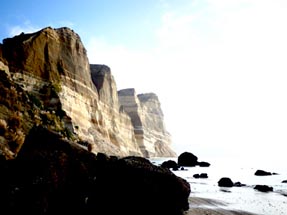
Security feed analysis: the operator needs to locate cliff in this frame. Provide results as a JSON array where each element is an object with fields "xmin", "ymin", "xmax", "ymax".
[
  {"xmin": 118, "ymin": 89, "xmax": 176, "ymax": 157},
  {"xmin": 0, "ymin": 27, "xmax": 175, "ymax": 158}
]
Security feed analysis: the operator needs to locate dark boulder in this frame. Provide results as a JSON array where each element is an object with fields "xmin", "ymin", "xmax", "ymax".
[
  {"xmin": 161, "ymin": 160, "xmax": 178, "ymax": 169},
  {"xmin": 178, "ymin": 152, "xmax": 198, "ymax": 167},
  {"xmin": 172, "ymin": 166, "xmax": 179, "ymax": 171},
  {"xmin": 218, "ymin": 177, "xmax": 234, "ymax": 187},
  {"xmin": 200, "ymin": 173, "xmax": 208, "ymax": 178},
  {"xmin": 254, "ymin": 185, "xmax": 273, "ymax": 192},
  {"xmin": 91, "ymin": 156, "xmax": 190, "ymax": 215},
  {"xmin": 197, "ymin": 161, "xmax": 210, "ymax": 167},
  {"xmin": 97, "ymin": 152, "xmax": 110, "ymax": 162},
  {"xmin": 0, "ymin": 126, "xmax": 191, "ymax": 215},
  {"xmin": 282, "ymin": 180, "xmax": 287, "ymax": 183},
  {"xmin": 193, "ymin": 173, "xmax": 208, "ymax": 179},
  {"xmin": 255, "ymin": 170, "xmax": 272, "ymax": 176},
  {"xmin": 233, "ymin": 182, "xmax": 246, "ymax": 187},
  {"xmin": 220, "ymin": 189, "xmax": 231, "ymax": 193}
]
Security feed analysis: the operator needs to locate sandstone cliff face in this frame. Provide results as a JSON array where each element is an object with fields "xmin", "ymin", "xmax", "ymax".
[
  {"xmin": 118, "ymin": 89, "xmax": 176, "ymax": 157},
  {"xmin": 89, "ymin": 64, "xmax": 140, "ymax": 155},
  {"xmin": 0, "ymin": 27, "xmax": 175, "ymax": 157}
]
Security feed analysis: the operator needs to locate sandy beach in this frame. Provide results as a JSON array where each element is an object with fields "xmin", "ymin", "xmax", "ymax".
[{"xmin": 186, "ymin": 197, "xmax": 258, "ymax": 215}]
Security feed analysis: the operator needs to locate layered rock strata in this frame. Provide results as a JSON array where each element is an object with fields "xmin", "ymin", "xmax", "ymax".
[
  {"xmin": 118, "ymin": 88, "xmax": 176, "ymax": 157},
  {"xmin": 0, "ymin": 27, "xmax": 175, "ymax": 157},
  {"xmin": 0, "ymin": 27, "xmax": 140, "ymax": 156}
]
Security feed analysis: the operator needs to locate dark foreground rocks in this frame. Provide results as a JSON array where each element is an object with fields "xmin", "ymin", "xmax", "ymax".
[{"xmin": 0, "ymin": 126, "xmax": 190, "ymax": 215}]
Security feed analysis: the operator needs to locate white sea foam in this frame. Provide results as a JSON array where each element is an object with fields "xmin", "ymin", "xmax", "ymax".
[{"xmin": 150, "ymin": 157, "xmax": 287, "ymax": 215}]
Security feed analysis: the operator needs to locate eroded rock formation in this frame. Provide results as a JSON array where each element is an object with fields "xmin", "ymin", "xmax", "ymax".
[
  {"xmin": 118, "ymin": 88, "xmax": 176, "ymax": 157},
  {"xmin": 0, "ymin": 27, "xmax": 175, "ymax": 157}
]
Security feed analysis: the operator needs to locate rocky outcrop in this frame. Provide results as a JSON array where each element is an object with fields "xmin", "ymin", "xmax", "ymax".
[
  {"xmin": 0, "ymin": 27, "xmax": 174, "ymax": 157},
  {"xmin": 193, "ymin": 173, "xmax": 208, "ymax": 179},
  {"xmin": 91, "ymin": 64, "xmax": 117, "ymax": 106},
  {"xmin": 218, "ymin": 177, "xmax": 234, "ymax": 187},
  {"xmin": 178, "ymin": 152, "xmax": 210, "ymax": 167},
  {"xmin": 178, "ymin": 152, "xmax": 198, "ymax": 167},
  {"xmin": 161, "ymin": 160, "xmax": 179, "ymax": 169},
  {"xmin": 1, "ymin": 27, "xmax": 99, "ymax": 146},
  {"xmin": 0, "ymin": 126, "xmax": 190, "ymax": 215},
  {"xmin": 118, "ymin": 88, "xmax": 176, "ymax": 157},
  {"xmin": 197, "ymin": 161, "xmax": 211, "ymax": 167},
  {"xmin": 254, "ymin": 185, "xmax": 273, "ymax": 192},
  {"xmin": 88, "ymin": 64, "xmax": 140, "ymax": 155},
  {"xmin": 254, "ymin": 170, "xmax": 272, "ymax": 176}
]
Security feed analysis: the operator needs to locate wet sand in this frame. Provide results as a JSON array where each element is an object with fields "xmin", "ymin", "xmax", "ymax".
[{"xmin": 186, "ymin": 197, "xmax": 258, "ymax": 215}]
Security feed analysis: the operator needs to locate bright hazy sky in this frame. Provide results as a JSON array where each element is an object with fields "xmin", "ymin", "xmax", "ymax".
[{"xmin": 1, "ymin": 0, "xmax": 287, "ymax": 166}]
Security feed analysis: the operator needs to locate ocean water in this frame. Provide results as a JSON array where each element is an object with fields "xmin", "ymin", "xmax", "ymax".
[{"xmin": 150, "ymin": 157, "xmax": 287, "ymax": 215}]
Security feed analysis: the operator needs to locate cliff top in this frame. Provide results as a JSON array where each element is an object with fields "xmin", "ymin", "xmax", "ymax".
[
  {"xmin": 2, "ymin": 27, "xmax": 82, "ymax": 45},
  {"xmin": 118, "ymin": 88, "xmax": 136, "ymax": 96},
  {"xmin": 90, "ymin": 64, "xmax": 111, "ymax": 75},
  {"xmin": 138, "ymin": 93, "xmax": 159, "ymax": 103},
  {"xmin": 118, "ymin": 89, "xmax": 159, "ymax": 102}
]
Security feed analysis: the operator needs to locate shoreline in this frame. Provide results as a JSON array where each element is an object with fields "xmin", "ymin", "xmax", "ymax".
[
  {"xmin": 151, "ymin": 157, "xmax": 287, "ymax": 214},
  {"xmin": 186, "ymin": 197, "xmax": 258, "ymax": 215}
]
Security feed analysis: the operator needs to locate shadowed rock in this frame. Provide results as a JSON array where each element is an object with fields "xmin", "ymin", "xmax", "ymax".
[
  {"xmin": 161, "ymin": 160, "xmax": 179, "ymax": 169},
  {"xmin": 234, "ymin": 182, "xmax": 246, "ymax": 187},
  {"xmin": 0, "ymin": 126, "xmax": 190, "ymax": 215},
  {"xmin": 178, "ymin": 152, "xmax": 198, "ymax": 167},
  {"xmin": 197, "ymin": 161, "xmax": 211, "ymax": 167},
  {"xmin": 177, "ymin": 152, "xmax": 210, "ymax": 167},
  {"xmin": 218, "ymin": 177, "xmax": 234, "ymax": 187},
  {"xmin": 254, "ymin": 185, "xmax": 273, "ymax": 192},
  {"xmin": 193, "ymin": 173, "xmax": 208, "ymax": 179},
  {"xmin": 255, "ymin": 170, "xmax": 272, "ymax": 176}
]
